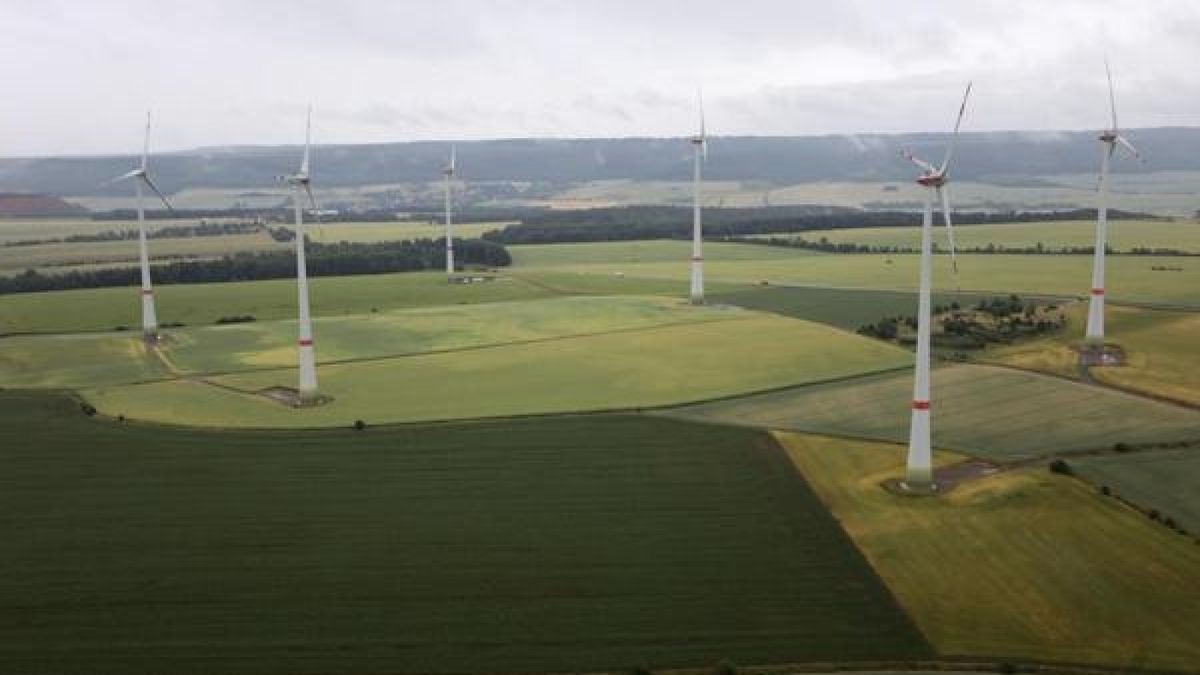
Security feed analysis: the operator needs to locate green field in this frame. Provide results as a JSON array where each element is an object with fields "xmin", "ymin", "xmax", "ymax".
[
  {"xmin": 513, "ymin": 249, "xmax": 1200, "ymax": 308},
  {"xmin": 0, "ymin": 272, "xmax": 562, "ymax": 334},
  {"xmin": 84, "ymin": 311, "xmax": 911, "ymax": 428},
  {"xmin": 986, "ymin": 304, "xmax": 1200, "ymax": 406},
  {"xmin": 667, "ymin": 364, "xmax": 1200, "ymax": 461},
  {"xmin": 779, "ymin": 433, "xmax": 1200, "ymax": 671},
  {"xmin": 508, "ymin": 239, "xmax": 818, "ymax": 267},
  {"xmin": 772, "ymin": 219, "xmax": 1200, "ymax": 253},
  {"xmin": 0, "ymin": 390, "xmax": 929, "ymax": 674},
  {"xmin": 1071, "ymin": 449, "xmax": 1200, "ymax": 533},
  {"xmin": 0, "ymin": 231, "xmax": 287, "ymax": 274},
  {"xmin": 307, "ymin": 220, "xmax": 509, "ymax": 243},
  {"xmin": 710, "ymin": 285, "xmax": 998, "ymax": 330}
]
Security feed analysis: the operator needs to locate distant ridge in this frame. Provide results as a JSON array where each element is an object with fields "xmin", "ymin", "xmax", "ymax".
[
  {"xmin": 2, "ymin": 127, "xmax": 1199, "ymax": 197},
  {"xmin": 0, "ymin": 193, "xmax": 87, "ymax": 217}
]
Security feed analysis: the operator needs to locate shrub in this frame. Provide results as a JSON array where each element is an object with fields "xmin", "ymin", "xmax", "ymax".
[
  {"xmin": 1099, "ymin": 485, "xmax": 1111, "ymax": 496},
  {"xmin": 80, "ymin": 403, "xmax": 97, "ymax": 416},
  {"xmin": 627, "ymin": 665, "xmax": 653, "ymax": 675},
  {"xmin": 1048, "ymin": 459, "xmax": 1073, "ymax": 475},
  {"xmin": 1148, "ymin": 509, "xmax": 1161, "ymax": 522},
  {"xmin": 216, "ymin": 315, "xmax": 256, "ymax": 325},
  {"xmin": 1114, "ymin": 442, "xmax": 1132, "ymax": 453},
  {"xmin": 354, "ymin": 420, "xmax": 366, "ymax": 431}
]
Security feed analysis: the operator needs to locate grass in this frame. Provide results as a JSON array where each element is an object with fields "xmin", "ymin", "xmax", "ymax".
[
  {"xmin": 307, "ymin": 220, "xmax": 509, "ymax": 243},
  {"xmin": 1071, "ymin": 449, "xmax": 1200, "ymax": 533},
  {"xmin": 160, "ymin": 295, "xmax": 742, "ymax": 373},
  {"xmin": 0, "ymin": 231, "xmax": 287, "ymax": 274},
  {"xmin": 508, "ymin": 239, "xmax": 819, "ymax": 267},
  {"xmin": 0, "ymin": 332, "xmax": 167, "ymax": 387},
  {"xmin": 0, "ymin": 271, "xmax": 559, "ymax": 334},
  {"xmin": 666, "ymin": 364, "xmax": 1200, "ymax": 461},
  {"xmin": 770, "ymin": 219, "xmax": 1200, "ymax": 253},
  {"xmin": 778, "ymin": 432, "xmax": 1200, "ymax": 672},
  {"xmin": 0, "ymin": 390, "xmax": 930, "ymax": 674},
  {"xmin": 985, "ymin": 304, "xmax": 1200, "ymax": 405},
  {"xmin": 710, "ymin": 285, "xmax": 996, "ymax": 331},
  {"xmin": 83, "ymin": 313, "xmax": 912, "ymax": 428},
  {"xmin": 515, "ymin": 251, "xmax": 1200, "ymax": 307}
]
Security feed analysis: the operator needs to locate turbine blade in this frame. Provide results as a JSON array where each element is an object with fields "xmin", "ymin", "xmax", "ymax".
[
  {"xmin": 450, "ymin": 144, "xmax": 456, "ymax": 173},
  {"xmin": 140, "ymin": 174, "xmax": 174, "ymax": 212},
  {"xmin": 1115, "ymin": 135, "xmax": 1144, "ymax": 163},
  {"xmin": 142, "ymin": 111, "xmax": 151, "ymax": 171},
  {"xmin": 698, "ymin": 87, "xmax": 708, "ymax": 161},
  {"xmin": 103, "ymin": 168, "xmax": 143, "ymax": 186},
  {"xmin": 901, "ymin": 150, "xmax": 936, "ymax": 174},
  {"xmin": 939, "ymin": 81, "xmax": 973, "ymax": 173},
  {"xmin": 305, "ymin": 183, "xmax": 319, "ymax": 212},
  {"xmin": 1105, "ymin": 58, "xmax": 1119, "ymax": 131},
  {"xmin": 301, "ymin": 105, "xmax": 312, "ymax": 176},
  {"xmin": 938, "ymin": 185, "xmax": 960, "ymax": 290}
]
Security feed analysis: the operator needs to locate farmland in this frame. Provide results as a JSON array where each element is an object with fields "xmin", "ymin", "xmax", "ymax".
[
  {"xmin": 83, "ymin": 309, "xmax": 912, "ymax": 428},
  {"xmin": 769, "ymin": 219, "xmax": 1200, "ymax": 253},
  {"xmin": 510, "ymin": 249, "xmax": 1200, "ymax": 307},
  {"xmin": 985, "ymin": 304, "xmax": 1200, "ymax": 405},
  {"xmin": 779, "ymin": 433, "xmax": 1200, "ymax": 672},
  {"xmin": 1071, "ymin": 449, "xmax": 1200, "ymax": 532},
  {"xmin": 0, "ymin": 390, "xmax": 929, "ymax": 674},
  {"xmin": 667, "ymin": 364, "xmax": 1200, "ymax": 461}
]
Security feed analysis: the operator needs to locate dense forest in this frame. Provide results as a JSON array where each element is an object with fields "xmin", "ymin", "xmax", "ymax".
[
  {"xmin": 0, "ymin": 238, "xmax": 510, "ymax": 295},
  {"xmin": 481, "ymin": 206, "xmax": 1155, "ymax": 245}
]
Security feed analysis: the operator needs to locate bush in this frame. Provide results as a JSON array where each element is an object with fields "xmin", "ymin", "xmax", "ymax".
[
  {"xmin": 216, "ymin": 315, "xmax": 256, "ymax": 325},
  {"xmin": 353, "ymin": 420, "xmax": 366, "ymax": 431},
  {"xmin": 1114, "ymin": 442, "xmax": 1132, "ymax": 453},
  {"xmin": 1099, "ymin": 485, "xmax": 1111, "ymax": 496},
  {"xmin": 627, "ymin": 665, "xmax": 653, "ymax": 675},
  {"xmin": 80, "ymin": 403, "xmax": 97, "ymax": 416},
  {"xmin": 1048, "ymin": 459, "xmax": 1073, "ymax": 475},
  {"xmin": 1148, "ymin": 509, "xmax": 1161, "ymax": 522},
  {"xmin": 996, "ymin": 663, "xmax": 1018, "ymax": 675}
]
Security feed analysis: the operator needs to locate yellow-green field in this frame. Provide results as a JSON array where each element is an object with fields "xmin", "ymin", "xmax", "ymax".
[
  {"xmin": 770, "ymin": 220, "xmax": 1200, "ymax": 253},
  {"xmin": 83, "ymin": 309, "xmax": 912, "ymax": 428},
  {"xmin": 985, "ymin": 304, "xmax": 1200, "ymax": 406},
  {"xmin": 779, "ymin": 433, "xmax": 1200, "ymax": 671},
  {"xmin": 667, "ymin": 364, "xmax": 1200, "ymax": 460},
  {"xmin": 307, "ymin": 220, "xmax": 508, "ymax": 243},
  {"xmin": 508, "ymin": 239, "xmax": 817, "ymax": 267}
]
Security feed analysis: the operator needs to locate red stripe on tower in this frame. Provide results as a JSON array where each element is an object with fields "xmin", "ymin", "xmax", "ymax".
[
  {"xmin": 1091, "ymin": 288, "xmax": 1105, "ymax": 296},
  {"xmin": 298, "ymin": 339, "xmax": 313, "ymax": 347},
  {"xmin": 141, "ymin": 289, "xmax": 153, "ymax": 296},
  {"xmin": 691, "ymin": 257, "xmax": 704, "ymax": 262},
  {"xmin": 912, "ymin": 400, "xmax": 931, "ymax": 411}
]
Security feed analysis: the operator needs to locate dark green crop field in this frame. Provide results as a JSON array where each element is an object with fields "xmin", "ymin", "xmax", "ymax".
[
  {"xmin": 0, "ymin": 391, "xmax": 929, "ymax": 674},
  {"xmin": 710, "ymin": 285, "xmax": 1000, "ymax": 331}
]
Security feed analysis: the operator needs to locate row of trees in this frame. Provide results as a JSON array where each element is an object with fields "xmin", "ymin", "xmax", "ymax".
[
  {"xmin": 481, "ymin": 206, "xmax": 1158, "ymax": 245},
  {"xmin": 0, "ymin": 238, "xmax": 511, "ymax": 295},
  {"xmin": 740, "ymin": 236, "xmax": 1195, "ymax": 256}
]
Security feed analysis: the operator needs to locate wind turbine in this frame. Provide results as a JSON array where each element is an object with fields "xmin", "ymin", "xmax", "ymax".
[
  {"xmin": 284, "ymin": 107, "xmax": 320, "ymax": 404},
  {"xmin": 443, "ymin": 145, "xmax": 456, "ymax": 279},
  {"xmin": 1085, "ymin": 61, "xmax": 1143, "ymax": 348},
  {"xmin": 898, "ymin": 82, "xmax": 972, "ymax": 491},
  {"xmin": 107, "ymin": 112, "xmax": 173, "ymax": 343},
  {"xmin": 689, "ymin": 89, "xmax": 707, "ymax": 305}
]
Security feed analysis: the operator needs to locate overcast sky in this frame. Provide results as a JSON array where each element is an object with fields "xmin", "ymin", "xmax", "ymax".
[{"xmin": 4, "ymin": 0, "xmax": 1200, "ymax": 156}]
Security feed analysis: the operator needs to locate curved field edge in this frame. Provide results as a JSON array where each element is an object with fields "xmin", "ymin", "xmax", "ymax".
[
  {"xmin": 80, "ymin": 314, "xmax": 913, "ymax": 429},
  {"xmin": 0, "ymin": 390, "xmax": 930, "ymax": 674},
  {"xmin": 776, "ymin": 432, "xmax": 1200, "ymax": 672}
]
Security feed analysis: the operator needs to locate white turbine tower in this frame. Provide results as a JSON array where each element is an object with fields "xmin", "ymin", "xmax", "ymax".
[
  {"xmin": 1085, "ymin": 61, "xmax": 1143, "ymax": 348},
  {"xmin": 899, "ymin": 82, "xmax": 972, "ymax": 491},
  {"xmin": 689, "ymin": 89, "xmax": 707, "ymax": 305},
  {"xmin": 443, "ymin": 145, "xmax": 456, "ymax": 279},
  {"xmin": 284, "ymin": 107, "xmax": 320, "ymax": 404},
  {"xmin": 107, "ymin": 112, "xmax": 173, "ymax": 343}
]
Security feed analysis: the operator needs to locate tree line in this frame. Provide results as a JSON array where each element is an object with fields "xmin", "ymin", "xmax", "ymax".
[
  {"xmin": 0, "ymin": 238, "xmax": 510, "ymax": 295},
  {"xmin": 481, "ymin": 206, "xmax": 1159, "ymax": 245},
  {"xmin": 733, "ymin": 236, "xmax": 1197, "ymax": 256}
]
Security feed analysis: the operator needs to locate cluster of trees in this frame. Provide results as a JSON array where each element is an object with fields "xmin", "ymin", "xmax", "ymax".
[
  {"xmin": 4, "ymin": 221, "xmax": 296, "ymax": 247},
  {"xmin": 733, "ymin": 236, "xmax": 1192, "ymax": 257},
  {"xmin": 856, "ymin": 295, "xmax": 1064, "ymax": 349},
  {"xmin": 0, "ymin": 237, "xmax": 511, "ymax": 295},
  {"xmin": 482, "ymin": 206, "xmax": 1157, "ymax": 245}
]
